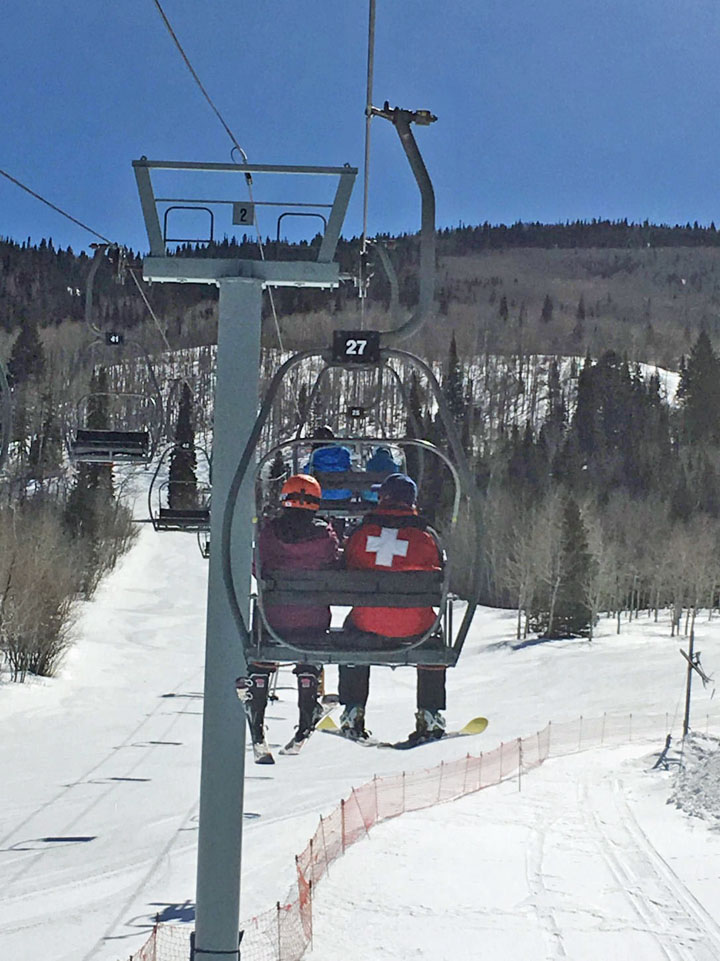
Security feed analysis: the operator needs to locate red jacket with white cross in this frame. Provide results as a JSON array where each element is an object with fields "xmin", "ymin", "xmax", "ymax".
[{"xmin": 343, "ymin": 505, "xmax": 442, "ymax": 638}]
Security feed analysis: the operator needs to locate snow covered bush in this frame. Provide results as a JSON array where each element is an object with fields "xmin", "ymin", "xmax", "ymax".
[{"xmin": 0, "ymin": 500, "xmax": 82, "ymax": 680}]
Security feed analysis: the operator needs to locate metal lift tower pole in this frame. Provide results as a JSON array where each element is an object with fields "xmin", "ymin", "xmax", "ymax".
[
  {"xmin": 133, "ymin": 158, "xmax": 355, "ymax": 960},
  {"xmin": 194, "ymin": 278, "xmax": 262, "ymax": 959}
]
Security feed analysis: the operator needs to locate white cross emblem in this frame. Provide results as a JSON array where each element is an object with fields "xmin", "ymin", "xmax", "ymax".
[{"xmin": 365, "ymin": 527, "xmax": 409, "ymax": 567}]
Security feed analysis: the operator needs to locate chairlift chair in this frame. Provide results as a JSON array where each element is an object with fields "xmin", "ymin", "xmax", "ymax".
[
  {"xmin": 68, "ymin": 380, "xmax": 162, "ymax": 465},
  {"xmin": 148, "ymin": 443, "xmax": 212, "ymax": 532},
  {"xmin": 220, "ymin": 101, "xmax": 483, "ymax": 671},
  {"xmin": 68, "ymin": 246, "xmax": 164, "ymax": 466},
  {"xmin": 250, "ymin": 433, "xmax": 461, "ymax": 666}
]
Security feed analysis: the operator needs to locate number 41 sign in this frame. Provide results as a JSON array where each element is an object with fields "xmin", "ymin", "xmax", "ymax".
[{"xmin": 332, "ymin": 330, "xmax": 380, "ymax": 364}]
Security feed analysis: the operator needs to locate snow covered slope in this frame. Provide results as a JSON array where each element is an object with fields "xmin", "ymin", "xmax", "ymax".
[{"xmin": 1, "ymin": 518, "xmax": 719, "ymax": 961}]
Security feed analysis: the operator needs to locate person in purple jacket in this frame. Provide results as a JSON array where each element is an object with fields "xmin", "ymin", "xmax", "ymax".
[{"xmin": 246, "ymin": 474, "xmax": 340, "ymax": 750}]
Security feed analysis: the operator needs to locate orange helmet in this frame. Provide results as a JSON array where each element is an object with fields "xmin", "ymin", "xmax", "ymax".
[{"xmin": 280, "ymin": 473, "xmax": 322, "ymax": 510}]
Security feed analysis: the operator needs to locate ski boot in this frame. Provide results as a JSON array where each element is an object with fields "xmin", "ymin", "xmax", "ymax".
[
  {"xmin": 236, "ymin": 674, "xmax": 274, "ymax": 764},
  {"xmin": 407, "ymin": 709, "xmax": 446, "ymax": 745},
  {"xmin": 339, "ymin": 704, "xmax": 369, "ymax": 741}
]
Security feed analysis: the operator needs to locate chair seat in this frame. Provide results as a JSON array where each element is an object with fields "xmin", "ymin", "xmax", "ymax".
[
  {"xmin": 71, "ymin": 429, "xmax": 149, "ymax": 463},
  {"xmin": 246, "ymin": 627, "xmax": 457, "ymax": 667},
  {"xmin": 155, "ymin": 508, "xmax": 210, "ymax": 531}
]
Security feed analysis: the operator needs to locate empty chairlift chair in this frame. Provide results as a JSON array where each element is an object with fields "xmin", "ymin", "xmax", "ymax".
[{"xmin": 148, "ymin": 443, "xmax": 212, "ymax": 532}]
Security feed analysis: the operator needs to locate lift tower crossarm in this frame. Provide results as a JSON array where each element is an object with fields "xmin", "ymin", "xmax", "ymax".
[{"xmin": 132, "ymin": 158, "xmax": 357, "ymax": 263}]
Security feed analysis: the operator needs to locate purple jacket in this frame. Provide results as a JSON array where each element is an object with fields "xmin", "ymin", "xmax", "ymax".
[{"xmin": 257, "ymin": 511, "xmax": 339, "ymax": 632}]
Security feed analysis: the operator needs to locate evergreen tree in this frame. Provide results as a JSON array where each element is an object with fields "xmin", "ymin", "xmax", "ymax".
[
  {"xmin": 498, "ymin": 294, "xmax": 509, "ymax": 322},
  {"xmin": 540, "ymin": 294, "xmax": 554, "ymax": 324},
  {"xmin": 676, "ymin": 330, "xmax": 720, "ymax": 443},
  {"xmin": 297, "ymin": 383, "xmax": 309, "ymax": 427},
  {"xmin": 669, "ymin": 466, "xmax": 694, "ymax": 522},
  {"xmin": 27, "ymin": 396, "xmax": 62, "ymax": 480},
  {"xmin": 168, "ymin": 383, "xmax": 198, "ymax": 509},
  {"xmin": 7, "ymin": 319, "xmax": 45, "ymax": 386},
  {"xmin": 531, "ymin": 497, "xmax": 594, "ymax": 639},
  {"xmin": 405, "ymin": 371, "xmax": 425, "ymax": 482},
  {"xmin": 443, "ymin": 332, "xmax": 466, "ymax": 424},
  {"xmin": 65, "ymin": 368, "xmax": 115, "ymax": 592},
  {"xmin": 552, "ymin": 497, "xmax": 594, "ymax": 637}
]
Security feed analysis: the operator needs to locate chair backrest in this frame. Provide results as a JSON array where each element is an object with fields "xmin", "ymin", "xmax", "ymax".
[{"xmin": 260, "ymin": 568, "xmax": 443, "ymax": 608}]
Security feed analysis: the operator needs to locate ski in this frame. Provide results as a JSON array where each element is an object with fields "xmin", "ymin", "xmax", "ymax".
[
  {"xmin": 251, "ymin": 740, "xmax": 275, "ymax": 765},
  {"xmin": 279, "ymin": 694, "xmax": 341, "ymax": 755},
  {"xmin": 378, "ymin": 716, "xmax": 489, "ymax": 750},
  {"xmin": 318, "ymin": 716, "xmax": 380, "ymax": 747}
]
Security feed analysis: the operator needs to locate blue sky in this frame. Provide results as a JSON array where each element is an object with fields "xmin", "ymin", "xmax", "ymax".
[{"xmin": 2, "ymin": 0, "xmax": 720, "ymax": 254}]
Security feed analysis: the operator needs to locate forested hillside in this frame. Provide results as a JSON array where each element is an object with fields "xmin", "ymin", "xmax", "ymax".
[
  {"xmin": 3, "ymin": 220, "xmax": 720, "ymax": 364},
  {"xmin": 3, "ymin": 222, "xmax": 720, "ymax": 671}
]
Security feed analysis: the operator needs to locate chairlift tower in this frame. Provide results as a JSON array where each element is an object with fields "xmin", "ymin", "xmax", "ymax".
[{"xmin": 133, "ymin": 158, "xmax": 356, "ymax": 960}]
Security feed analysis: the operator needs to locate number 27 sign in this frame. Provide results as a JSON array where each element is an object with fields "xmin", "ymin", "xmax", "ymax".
[{"xmin": 332, "ymin": 330, "xmax": 380, "ymax": 363}]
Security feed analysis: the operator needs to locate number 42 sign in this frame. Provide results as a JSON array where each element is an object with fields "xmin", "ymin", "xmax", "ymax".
[{"xmin": 332, "ymin": 330, "xmax": 380, "ymax": 364}]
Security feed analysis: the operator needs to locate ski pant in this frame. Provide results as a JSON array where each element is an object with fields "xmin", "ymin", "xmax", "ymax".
[
  {"xmin": 248, "ymin": 662, "xmax": 322, "ymax": 727},
  {"xmin": 338, "ymin": 664, "xmax": 446, "ymax": 713}
]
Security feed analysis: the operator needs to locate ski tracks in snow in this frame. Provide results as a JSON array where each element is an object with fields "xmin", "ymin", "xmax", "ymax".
[
  {"xmin": 578, "ymin": 775, "xmax": 720, "ymax": 961},
  {"xmin": 520, "ymin": 757, "xmax": 720, "ymax": 961}
]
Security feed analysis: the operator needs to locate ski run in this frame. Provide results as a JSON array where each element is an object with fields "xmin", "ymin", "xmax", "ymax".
[{"xmin": 1, "ymin": 499, "xmax": 719, "ymax": 961}]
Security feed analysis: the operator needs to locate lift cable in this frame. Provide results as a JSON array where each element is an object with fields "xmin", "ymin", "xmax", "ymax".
[
  {"xmin": 1, "ymin": 164, "xmax": 201, "ymax": 408},
  {"xmin": 128, "ymin": 267, "xmax": 172, "ymax": 352},
  {"xmin": 150, "ymin": 0, "xmax": 287, "ymax": 356},
  {"xmin": 0, "ymin": 167, "xmax": 166, "ymax": 343},
  {"xmin": 359, "ymin": 0, "xmax": 377, "ymax": 328},
  {"xmin": 0, "ymin": 166, "xmax": 112, "ymax": 245},
  {"xmin": 151, "ymin": 0, "xmax": 250, "ymax": 166}
]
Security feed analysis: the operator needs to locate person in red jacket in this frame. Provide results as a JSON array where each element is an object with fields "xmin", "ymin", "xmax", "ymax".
[
  {"xmin": 246, "ymin": 474, "xmax": 340, "ymax": 751},
  {"xmin": 339, "ymin": 473, "xmax": 447, "ymax": 744}
]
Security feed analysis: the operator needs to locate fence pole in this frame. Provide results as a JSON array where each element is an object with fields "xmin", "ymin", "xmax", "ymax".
[
  {"xmin": 276, "ymin": 902, "xmax": 281, "ymax": 961},
  {"xmin": 309, "ymin": 838, "xmax": 314, "ymax": 886},
  {"xmin": 478, "ymin": 752, "xmax": 483, "ymax": 791},
  {"xmin": 373, "ymin": 775, "xmax": 379, "ymax": 823},
  {"xmin": 499, "ymin": 742, "xmax": 504, "ymax": 781},
  {"xmin": 437, "ymin": 761, "xmax": 444, "ymax": 802},
  {"xmin": 319, "ymin": 815, "xmax": 330, "ymax": 878},
  {"xmin": 462, "ymin": 753, "xmax": 470, "ymax": 795},
  {"xmin": 629, "ymin": 712, "xmax": 633, "ymax": 742},
  {"xmin": 547, "ymin": 721, "xmax": 552, "ymax": 757},
  {"xmin": 341, "ymin": 799, "xmax": 346, "ymax": 854},
  {"xmin": 308, "ymin": 880, "xmax": 313, "ymax": 952},
  {"xmin": 402, "ymin": 771, "xmax": 406, "ymax": 812},
  {"xmin": 517, "ymin": 738, "xmax": 523, "ymax": 792}
]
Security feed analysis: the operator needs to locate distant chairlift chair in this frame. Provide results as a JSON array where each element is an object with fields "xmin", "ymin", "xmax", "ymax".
[{"xmin": 148, "ymin": 444, "xmax": 212, "ymax": 533}]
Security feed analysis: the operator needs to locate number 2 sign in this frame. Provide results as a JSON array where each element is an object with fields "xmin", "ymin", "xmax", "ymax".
[{"xmin": 232, "ymin": 202, "xmax": 256, "ymax": 226}]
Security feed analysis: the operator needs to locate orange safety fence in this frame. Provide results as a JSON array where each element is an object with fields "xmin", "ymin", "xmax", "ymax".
[{"xmin": 126, "ymin": 710, "xmax": 720, "ymax": 961}]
